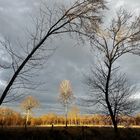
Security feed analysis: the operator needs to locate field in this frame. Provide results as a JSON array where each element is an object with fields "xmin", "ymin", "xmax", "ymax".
[{"xmin": 0, "ymin": 126, "xmax": 140, "ymax": 140}]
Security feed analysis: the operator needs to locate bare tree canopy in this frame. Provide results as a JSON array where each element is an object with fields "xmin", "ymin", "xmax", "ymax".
[
  {"xmin": 91, "ymin": 8, "xmax": 140, "ymax": 59},
  {"xmin": 59, "ymin": 80, "xmax": 74, "ymax": 105},
  {"xmin": 21, "ymin": 96, "xmax": 39, "ymax": 111},
  {"xmin": 21, "ymin": 96, "xmax": 39, "ymax": 125},
  {"xmin": 85, "ymin": 65, "xmax": 136, "ymax": 114}
]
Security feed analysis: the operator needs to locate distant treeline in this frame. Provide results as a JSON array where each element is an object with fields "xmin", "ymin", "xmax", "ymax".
[{"xmin": 0, "ymin": 107, "xmax": 140, "ymax": 127}]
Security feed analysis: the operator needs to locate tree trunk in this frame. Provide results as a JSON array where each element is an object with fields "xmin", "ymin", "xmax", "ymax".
[
  {"xmin": 26, "ymin": 109, "xmax": 30, "ymax": 125},
  {"xmin": 111, "ymin": 114, "xmax": 118, "ymax": 134},
  {"xmin": 105, "ymin": 62, "xmax": 118, "ymax": 135},
  {"xmin": 65, "ymin": 104, "xmax": 68, "ymax": 128}
]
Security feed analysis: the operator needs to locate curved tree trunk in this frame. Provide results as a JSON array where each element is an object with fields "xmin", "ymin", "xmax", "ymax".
[{"xmin": 105, "ymin": 62, "xmax": 118, "ymax": 134}]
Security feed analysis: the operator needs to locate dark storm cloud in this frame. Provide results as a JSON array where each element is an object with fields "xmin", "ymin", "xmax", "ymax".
[{"xmin": 0, "ymin": 0, "xmax": 140, "ymax": 115}]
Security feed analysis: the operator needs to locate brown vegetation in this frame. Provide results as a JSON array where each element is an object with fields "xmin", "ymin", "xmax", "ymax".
[{"xmin": 0, "ymin": 107, "xmax": 140, "ymax": 128}]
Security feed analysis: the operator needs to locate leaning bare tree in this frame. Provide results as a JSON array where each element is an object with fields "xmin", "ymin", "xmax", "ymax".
[
  {"xmin": 84, "ymin": 9, "xmax": 140, "ymax": 134},
  {"xmin": 0, "ymin": 0, "xmax": 105, "ymax": 105},
  {"xmin": 59, "ymin": 80, "xmax": 74, "ymax": 127}
]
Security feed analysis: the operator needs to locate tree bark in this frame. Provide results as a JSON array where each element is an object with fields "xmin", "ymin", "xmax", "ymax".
[
  {"xmin": 26, "ymin": 109, "xmax": 30, "ymax": 125},
  {"xmin": 65, "ymin": 104, "xmax": 68, "ymax": 128},
  {"xmin": 105, "ymin": 62, "xmax": 118, "ymax": 134}
]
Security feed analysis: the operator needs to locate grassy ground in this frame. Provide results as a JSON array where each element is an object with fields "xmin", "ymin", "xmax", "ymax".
[{"xmin": 0, "ymin": 126, "xmax": 140, "ymax": 140}]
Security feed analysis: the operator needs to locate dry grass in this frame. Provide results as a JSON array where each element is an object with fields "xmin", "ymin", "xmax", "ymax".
[{"xmin": 0, "ymin": 126, "xmax": 140, "ymax": 140}]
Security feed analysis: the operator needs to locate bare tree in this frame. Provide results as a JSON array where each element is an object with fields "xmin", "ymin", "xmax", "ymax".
[
  {"xmin": 0, "ymin": 0, "xmax": 106, "ymax": 105},
  {"xmin": 59, "ymin": 80, "xmax": 74, "ymax": 127},
  {"xmin": 84, "ymin": 9, "xmax": 140, "ymax": 134},
  {"xmin": 20, "ymin": 96, "xmax": 39, "ymax": 126}
]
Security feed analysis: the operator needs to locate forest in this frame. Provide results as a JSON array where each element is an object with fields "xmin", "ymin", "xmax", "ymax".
[{"xmin": 0, "ymin": 107, "xmax": 140, "ymax": 127}]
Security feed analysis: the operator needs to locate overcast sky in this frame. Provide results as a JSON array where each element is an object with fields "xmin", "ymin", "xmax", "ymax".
[{"xmin": 0, "ymin": 0, "xmax": 140, "ymax": 116}]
